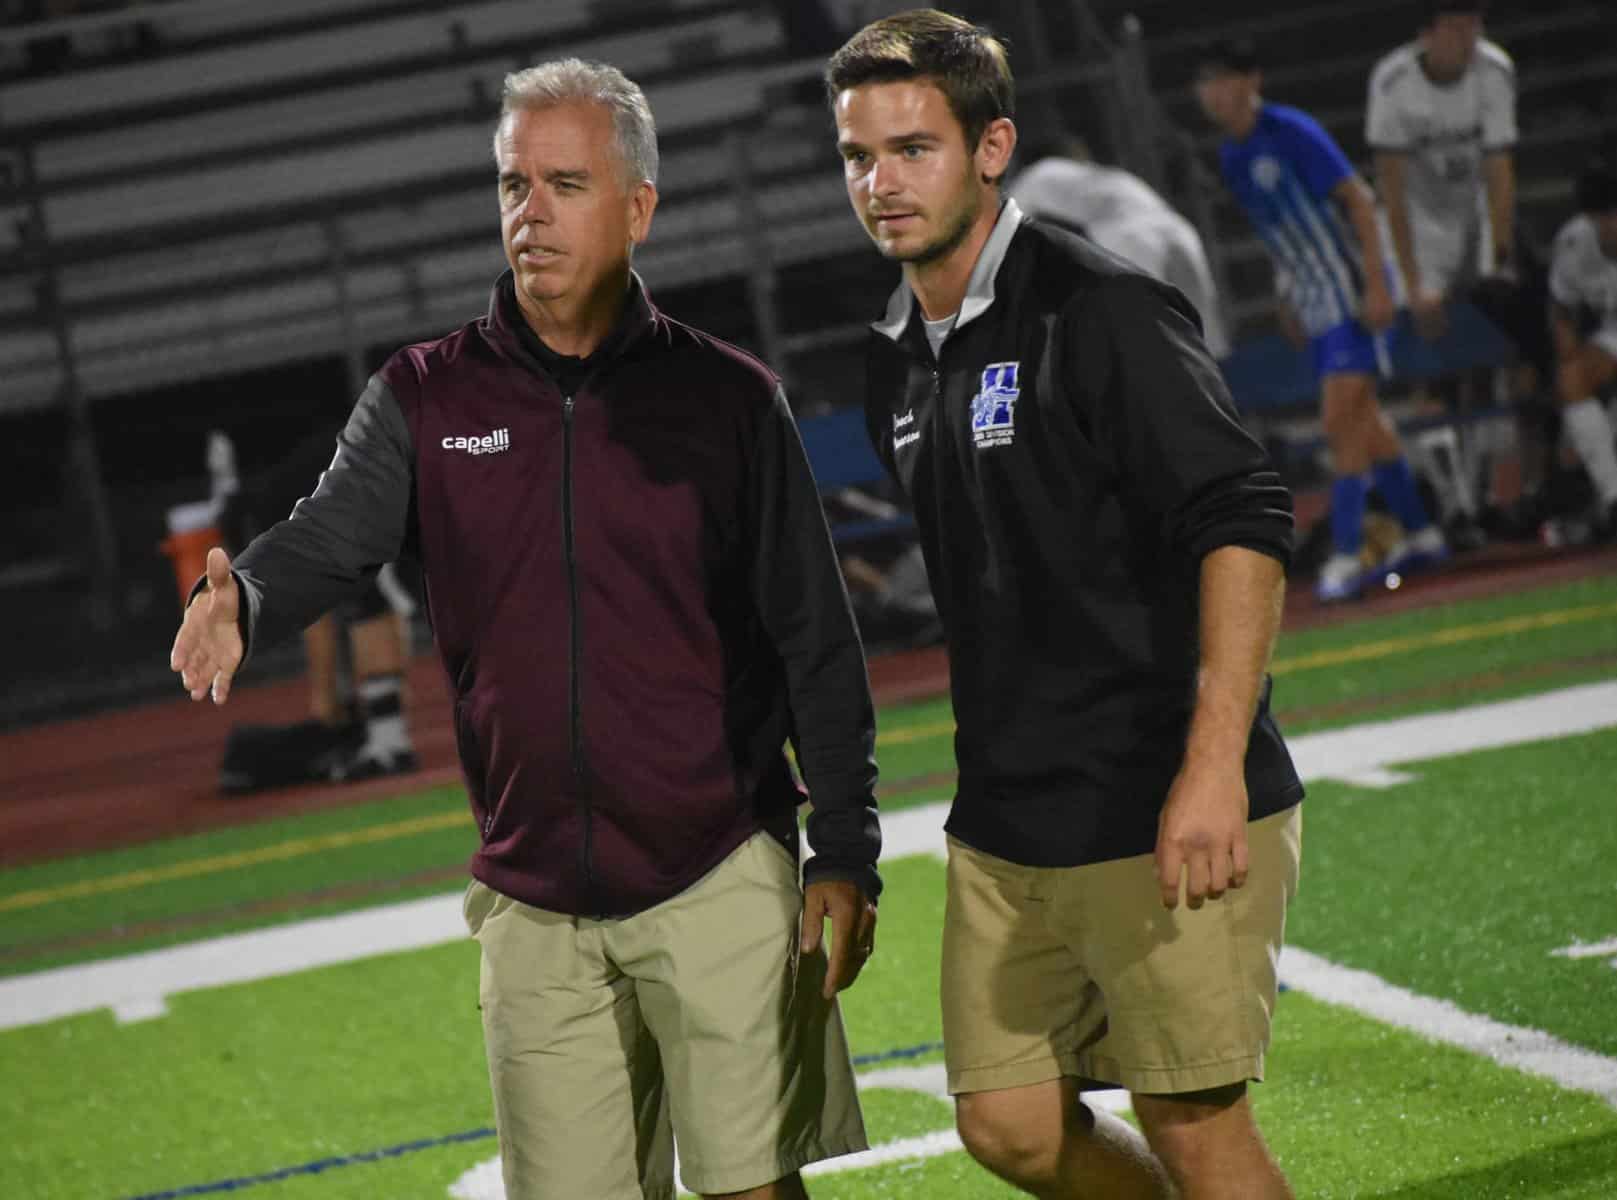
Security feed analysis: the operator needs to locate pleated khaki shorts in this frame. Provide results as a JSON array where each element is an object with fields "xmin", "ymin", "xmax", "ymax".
[
  {"xmin": 464, "ymin": 831, "xmax": 867, "ymax": 1200},
  {"xmin": 942, "ymin": 805, "xmax": 1301, "ymax": 1098}
]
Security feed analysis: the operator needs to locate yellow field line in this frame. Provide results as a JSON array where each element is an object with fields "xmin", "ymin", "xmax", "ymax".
[
  {"xmin": 1271, "ymin": 600, "xmax": 1617, "ymax": 674},
  {"xmin": 879, "ymin": 601, "xmax": 1617, "ymax": 740},
  {"xmin": 0, "ymin": 810, "xmax": 469, "ymax": 915},
  {"xmin": 6, "ymin": 599, "xmax": 1612, "ymax": 916}
]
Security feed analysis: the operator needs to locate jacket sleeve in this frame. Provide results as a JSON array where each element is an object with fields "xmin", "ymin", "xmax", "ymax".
[
  {"xmin": 225, "ymin": 373, "xmax": 416, "ymax": 660},
  {"xmin": 1071, "ymin": 275, "xmax": 1294, "ymax": 566},
  {"xmin": 750, "ymin": 384, "xmax": 883, "ymax": 900}
]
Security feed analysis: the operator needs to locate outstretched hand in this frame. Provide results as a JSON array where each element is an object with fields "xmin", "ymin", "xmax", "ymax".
[
  {"xmin": 169, "ymin": 547, "xmax": 244, "ymax": 705},
  {"xmin": 801, "ymin": 879, "xmax": 878, "ymax": 999}
]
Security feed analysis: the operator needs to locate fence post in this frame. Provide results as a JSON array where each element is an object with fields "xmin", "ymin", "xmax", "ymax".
[
  {"xmin": 325, "ymin": 213, "xmax": 370, "ymax": 399},
  {"xmin": 727, "ymin": 126, "xmax": 788, "ymax": 386},
  {"xmin": 1112, "ymin": 15, "xmax": 1166, "ymax": 192},
  {"xmin": 20, "ymin": 142, "xmax": 123, "ymax": 629}
]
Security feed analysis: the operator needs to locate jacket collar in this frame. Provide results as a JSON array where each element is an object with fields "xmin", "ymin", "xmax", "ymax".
[
  {"xmin": 487, "ymin": 269, "xmax": 658, "ymax": 370},
  {"xmin": 872, "ymin": 197, "xmax": 1027, "ymax": 344}
]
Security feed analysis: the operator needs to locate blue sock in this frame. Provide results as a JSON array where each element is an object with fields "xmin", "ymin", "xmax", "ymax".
[
  {"xmin": 1371, "ymin": 457, "xmax": 1431, "ymax": 533},
  {"xmin": 1331, "ymin": 474, "xmax": 1367, "ymax": 557}
]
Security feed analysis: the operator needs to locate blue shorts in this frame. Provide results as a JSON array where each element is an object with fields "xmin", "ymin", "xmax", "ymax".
[{"xmin": 1310, "ymin": 320, "xmax": 1391, "ymax": 381}]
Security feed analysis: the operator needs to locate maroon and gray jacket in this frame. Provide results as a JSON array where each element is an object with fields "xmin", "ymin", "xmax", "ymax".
[{"xmin": 227, "ymin": 272, "xmax": 881, "ymax": 917}]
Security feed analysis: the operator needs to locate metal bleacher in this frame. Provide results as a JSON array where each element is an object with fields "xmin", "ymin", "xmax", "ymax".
[{"xmin": 0, "ymin": 0, "xmax": 877, "ymax": 415}]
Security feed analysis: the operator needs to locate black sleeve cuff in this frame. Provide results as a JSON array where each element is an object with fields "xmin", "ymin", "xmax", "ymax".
[
  {"xmin": 802, "ymin": 856, "xmax": 883, "ymax": 903},
  {"xmin": 186, "ymin": 570, "xmax": 256, "ymax": 662}
]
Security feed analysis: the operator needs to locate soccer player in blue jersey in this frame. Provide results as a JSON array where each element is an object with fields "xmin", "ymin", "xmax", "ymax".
[{"xmin": 1195, "ymin": 39, "xmax": 1447, "ymax": 603}]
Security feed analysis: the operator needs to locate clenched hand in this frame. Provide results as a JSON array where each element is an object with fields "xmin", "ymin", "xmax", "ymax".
[{"xmin": 801, "ymin": 878, "xmax": 878, "ymax": 998}]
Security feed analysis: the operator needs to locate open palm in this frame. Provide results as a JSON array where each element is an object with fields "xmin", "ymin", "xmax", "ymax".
[{"xmin": 169, "ymin": 547, "xmax": 244, "ymax": 705}]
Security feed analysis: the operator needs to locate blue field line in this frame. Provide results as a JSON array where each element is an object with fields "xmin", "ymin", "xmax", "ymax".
[
  {"xmin": 122, "ymin": 1040, "xmax": 948, "ymax": 1199},
  {"xmin": 853, "ymin": 1039, "xmax": 945, "ymax": 1066},
  {"xmin": 124, "ymin": 1129, "xmax": 496, "ymax": 1199}
]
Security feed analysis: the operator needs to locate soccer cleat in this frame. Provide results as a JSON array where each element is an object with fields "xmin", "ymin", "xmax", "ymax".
[
  {"xmin": 1382, "ymin": 525, "xmax": 1451, "ymax": 578},
  {"xmin": 328, "ymin": 744, "xmax": 419, "ymax": 783},
  {"xmin": 1314, "ymin": 553, "xmax": 1367, "ymax": 604}
]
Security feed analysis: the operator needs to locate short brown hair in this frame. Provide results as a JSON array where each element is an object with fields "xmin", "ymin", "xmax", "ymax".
[{"xmin": 824, "ymin": 9, "xmax": 1014, "ymax": 153}]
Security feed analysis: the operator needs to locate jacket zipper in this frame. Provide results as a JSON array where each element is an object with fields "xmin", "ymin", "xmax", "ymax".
[{"xmin": 562, "ymin": 393, "xmax": 594, "ymax": 905}]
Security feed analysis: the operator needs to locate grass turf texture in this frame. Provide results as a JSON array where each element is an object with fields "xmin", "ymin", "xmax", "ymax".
[
  {"xmin": 1269, "ymin": 574, "xmax": 1617, "ymax": 730},
  {"xmin": 4, "ymin": 571, "xmax": 1616, "ymax": 1197},
  {"xmin": 1286, "ymin": 725, "xmax": 1617, "ymax": 1057},
  {"xmin": 6, "ymin": 853, "xmax": 1617, "ymax": 1198}
]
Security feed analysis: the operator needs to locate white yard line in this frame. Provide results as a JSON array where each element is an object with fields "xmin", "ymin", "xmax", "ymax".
[
  {"xmin": 1553, "ymin": 936, "xmax": 1617, "ymax": 960},
  {"xmin": 1281, "ymin": 947, "xmax": 1617, "ymax": 1106}
]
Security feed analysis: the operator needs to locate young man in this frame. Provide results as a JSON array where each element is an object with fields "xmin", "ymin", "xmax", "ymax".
[
  {"xmin": 828, "ymin": 13, "xmax": 1302, "ymax": 1199},
  {"xmin": 1368, "ymin": 0, "xmax": 1517, "ymax": 342},
  {"xmin": 173, "ymin": 59, "xmax": 879, "ymax": 1200},
  {"xmin": 1547, "ymin": 160, "xmax": 1617, "ymax": 537},
  {"xmin": 1195, "ymin": 38, "xmax": 1446, "ymax": 603}
]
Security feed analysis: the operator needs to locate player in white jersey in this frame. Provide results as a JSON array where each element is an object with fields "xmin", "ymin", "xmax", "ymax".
[
  {"xmin": 1010, "ymin": 140, "xmax": 1232, "ymax": 358},
  {"xmin": 1367, "ymin": 0, "xmax": 1516, "ymax": 340},
  {"xmin": 1548, "ymin": 161, "xmax": 1617, "ymax": 537}
]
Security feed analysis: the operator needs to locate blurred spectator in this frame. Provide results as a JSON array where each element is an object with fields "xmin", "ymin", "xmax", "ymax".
[
  {"xmin": 1545, "ymin": 159, "xmax": 1617, "ymax": 541},
  {"xmin": 1368, "ymin": 0, "xmax": 1517, "ymax": 341},
  {"xmin": 1009, "ymin": 135, "xmax": 1231, "ymax": 358},
  {"xmin": 1195, "ymin": 37, "xmax": 1448, "ymax": 604},
  {"xmin": 216, "ymin": 425, "xmax": 418, "ymax": 791}
]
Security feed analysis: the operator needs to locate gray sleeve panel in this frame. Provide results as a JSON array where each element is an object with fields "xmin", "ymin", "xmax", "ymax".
[{"xmin": 230, "ymin": 374, "xmax": 415, "ymax": 662}]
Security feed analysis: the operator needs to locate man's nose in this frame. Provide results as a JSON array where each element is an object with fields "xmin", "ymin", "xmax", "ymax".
[
  {"xmin": 869, "ymin": 156, "xmax": 902, "ymax": 197},
  {"xmin": 519, "ymin": 186, "xmax": 552, "ymax": 224}
]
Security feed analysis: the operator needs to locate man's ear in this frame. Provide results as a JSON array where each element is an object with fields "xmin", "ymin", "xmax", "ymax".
[
  {"xmin": 628, "ymin": 179, "xmax": 658, "ymax": 246},
  {"xmin": 977, "ymin": 116, "xmax": 1017, "ymax": 185}
]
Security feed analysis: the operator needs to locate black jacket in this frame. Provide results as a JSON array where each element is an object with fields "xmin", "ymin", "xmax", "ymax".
[
  {"xmin": 230, "ymin": 274, "xmax": 881, "ymax": 916},
  {"xmin": 864, "ymin": 202, "xmax": 1302, "ymax": 868}
]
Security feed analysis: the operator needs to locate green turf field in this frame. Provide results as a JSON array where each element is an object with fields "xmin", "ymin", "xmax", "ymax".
[{"xmin": 3, "ymin": 573, "xmax": 1615, "ymax": 1199}]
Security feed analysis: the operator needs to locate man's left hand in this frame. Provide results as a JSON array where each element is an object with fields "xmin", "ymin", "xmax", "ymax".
[
  {"xmin": 802, "ymin": 879, "xmax": 878, "ymax": 998},
  {"xmin": 1155, "ymin": 760, "xmax": 1250, "ymax": 910}
]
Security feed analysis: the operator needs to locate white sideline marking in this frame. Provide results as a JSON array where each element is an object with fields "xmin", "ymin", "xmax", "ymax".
[
  {"xmin": 1333, "ymin": 767, "xmax": 1417, "ymax": 789},
  {"xmin": 1553, "ymin": 936, "xmax": 1617, "ymax": 960},
  {"xmin": 1286, "ymin": 679, "xmax": 1617, "ymax": 786},
  {"xmin": 0, "ymin": 895, "xmax": 467, "ymax": 1030},
  {"xmin": 1280, "ymin": 946, "xmax": 1617, "ymax": 1107},
  {"xmin": 883, "ymin": 680, "xmax": 1617, "ymax": 861},
  {"xmin": 2, "ymin": 681, "xmax": 1615, "ymax": 1036}
]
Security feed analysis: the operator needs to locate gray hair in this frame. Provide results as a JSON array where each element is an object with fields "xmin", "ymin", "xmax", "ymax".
[{"xmin": 495, "ymin": 58, "xmax": 659, "ymax": 186}]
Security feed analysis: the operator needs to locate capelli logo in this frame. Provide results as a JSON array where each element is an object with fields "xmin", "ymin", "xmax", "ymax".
[{"xmin": 442, "ymin": 429, "xmax": 510, "ymax": 456}]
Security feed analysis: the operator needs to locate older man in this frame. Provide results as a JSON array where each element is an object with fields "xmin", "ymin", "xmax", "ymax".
[{"xmin": 172, "ymin": 58, "xmax": 879, "ymax": 1200}]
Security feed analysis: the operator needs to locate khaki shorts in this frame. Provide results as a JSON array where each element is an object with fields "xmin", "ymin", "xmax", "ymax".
[
  {"xmin": 464, "ymin": 832, "xmax": 867, "ymax": 1199},
  {"xmin": 942, "ymin": 805, "xmax": 1301, "ymax": 1097}
]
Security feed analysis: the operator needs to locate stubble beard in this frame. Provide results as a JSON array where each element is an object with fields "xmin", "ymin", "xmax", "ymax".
[{"xmin": 878, "ymin": 185, "xmax": 980, "ymax": 267}]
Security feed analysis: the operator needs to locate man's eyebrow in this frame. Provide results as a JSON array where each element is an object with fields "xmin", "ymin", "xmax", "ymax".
[
  {"xmin": 544, "ymin": 168, "xmax": 591, "ymax": 184},
  {"xmin": 838, "ymin": 131, "xmax": 941, "ymax": 152}
]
